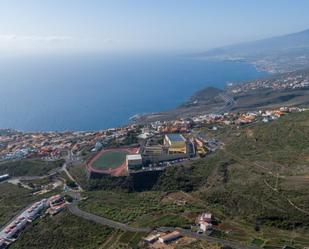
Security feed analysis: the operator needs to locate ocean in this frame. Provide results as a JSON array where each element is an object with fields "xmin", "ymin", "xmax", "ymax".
[{"xmin": 0, "ymin": 53, "xmax": 267, "ymax": 131}]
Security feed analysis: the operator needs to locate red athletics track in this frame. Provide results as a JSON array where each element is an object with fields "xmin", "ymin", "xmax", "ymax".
[{"xmin": 86, "ymin": 147, "xmax": 140, "ymax": 176}]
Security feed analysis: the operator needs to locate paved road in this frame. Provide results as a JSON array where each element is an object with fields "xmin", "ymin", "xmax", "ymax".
[
  {"xmin": 62, "ymin": 162, "xmax": 83, "ymax": 191},
  {"xmin": 67, "ymin": 192, "xmax": 258, "ymax": 249},
  {"xmin": 68, "ymin": 201, "xmax": 258, "ymax": 249},
  {"xmin": 67, "ymin": 192, "xmax": 150, "ymax": 233},
  {"xmin": 68, "ymin": 203, "xmax": 150, "ymax": 233}
]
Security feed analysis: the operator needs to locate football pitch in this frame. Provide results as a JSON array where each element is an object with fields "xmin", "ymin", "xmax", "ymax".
[{"xmin": 92, "ymin": 150, "xmax": 129, "ymax": 170}]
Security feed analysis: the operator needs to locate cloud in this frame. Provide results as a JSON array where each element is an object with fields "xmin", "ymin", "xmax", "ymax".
[
  {"xmin": 102, "ymin": 38, "xmax": 114, "ymax": 43},
  {"xmin": 0, "ymin": 34, "xmax": 122, "ymax": 53},
  {"xmin": 0, "ymin": 34, "xmax": 74, "ymax": 43}
]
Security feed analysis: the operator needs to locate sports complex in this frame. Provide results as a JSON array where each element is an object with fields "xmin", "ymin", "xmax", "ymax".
[{"xmin": 86, "ymin": 147, "xmax": 140, "ymax": 177}]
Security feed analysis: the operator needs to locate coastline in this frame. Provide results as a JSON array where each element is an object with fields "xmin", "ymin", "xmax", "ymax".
[{"xmin": 0, "ymin": 56, "xmax": 267, "ymax": 132}]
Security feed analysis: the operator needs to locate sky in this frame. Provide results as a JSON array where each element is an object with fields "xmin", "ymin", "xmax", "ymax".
[{"xmin": 0, "ymin": 0, "xmax": 308, "ymax": 54}]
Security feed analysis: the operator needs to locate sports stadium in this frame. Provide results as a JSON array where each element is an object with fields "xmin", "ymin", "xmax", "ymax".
[{"xmin": 86, "ymin": 147, "xmax": 140, "ymax": 178}]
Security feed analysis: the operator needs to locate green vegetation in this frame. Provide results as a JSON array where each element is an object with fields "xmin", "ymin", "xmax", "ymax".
[
  {"xmin": 106, "ymin": 129, "xmax": 140, "ymax": 148},
  {"xmin": 154, "ymin": 155, "xmax": 228, "ymax": 192},
  {"xmin": 67, "ymin": 163, "xmax": 131, "ymax": 191},
  {"xmin": 175, "ymin": 240, "xmax": 222, "ymax": 249},
  {"xmin": 202, "ymin": 112, "xmax": 309, "ymax": 229},
  {"xmin": 251, "ymin": 238, "xmax": 265, "ymax": 247},
  {"xmin": 3, "ymin": 111, "xmax": 309, "ymax": 248},
  {"xmin": 226, "ymin": 111, "xmax": 309, "ymax": 167},
  {"xmin": 122, "ymin": 130, "xmax": 140, "ymax": 145},
  {"xmin": 0, "ymin": 159, "xmax": 63, "ymax": 177},
  {"xmin": 79, "ymin": 190, "xmax": 204, "ymax": 228},
  {"xmin": 97, "ymin": 230, "xmax": 146, "ymax": 249},
  {"xmin": 11, "ymin": 210, "xmax": 147, "ymax": 249},
  {"xmin": 11, "ymin": 211, "xmax": 114, "ymax": 249},
  {"xmin": 0, "ymin": 183, "xmax": 35, "ymax": 225},
  {"xmin": 67, "ymin": 163, "xmax": 89, "ymax": 187},
  {"xmin": 72, "ymin": 111, "xmax": 309, "ymax": 247},
  {"xmin": 0, "ymin": 182, "xmax": 60, "ymax": 226},
  {"xmin": 117, "ymin": 231, "xmax": 147, "ymax": 248},
  {"xmin": 191, "ymin": 111, "xmax": 309, "ymax": 246},
  {"xmin": 66, "ymin": 179, "xmax": 78, "ymax": 188},
  {"xmin": 92, "ymin": 151, "xmax": 128, "ymax": 169}
]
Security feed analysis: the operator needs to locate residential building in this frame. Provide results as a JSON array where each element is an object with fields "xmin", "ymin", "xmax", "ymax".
[{"xmin": 158, "ymin": 231, "xmax": 181, "ymax": 244}]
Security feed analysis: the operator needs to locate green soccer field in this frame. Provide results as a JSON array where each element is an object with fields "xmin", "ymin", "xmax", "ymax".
[{"xmin": 92, "ymin": 150, "xmax": 128, "ymax": 170}]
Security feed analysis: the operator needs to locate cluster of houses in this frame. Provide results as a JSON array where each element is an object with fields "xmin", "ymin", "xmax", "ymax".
[
  {"xmin": 137, "ymin": 121, "xmax": 191, "ymax": 140},
  {"xmin": 157, "ymin": 121, "xmax": 190, "ymax": 134},
  {"xmin": 0, "ymin": 125, "xmax": 139, "ymax": 161},
  {"xmin": 142, "ymin": 106, "xmax": 307, "ymax": 138},
  {"xmin": 143, "ymin": 212, "xmax": 213, "ymax": 248},
  {"xmin": 0, "ymin": 199, "xmax": 47, "ymax": 248},
  {"xmin": 0, "ymin": 194, "xmax": 66, "ymax": 248},
  {"xmin": 190, "ymin": 106, "xmax": 307, "ymax": 126},
  {"xmin": 227, "ymin": 70, "xmax": 309, "ymax": 93},
  {"xmin": 0, "ymin": 106, "xmax": 307, "ymax": 166}
]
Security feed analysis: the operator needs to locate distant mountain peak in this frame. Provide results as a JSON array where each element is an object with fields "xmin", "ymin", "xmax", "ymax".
[{"xmin": 197, "ymin": 28, "xmax": 309, "ymax": 73}]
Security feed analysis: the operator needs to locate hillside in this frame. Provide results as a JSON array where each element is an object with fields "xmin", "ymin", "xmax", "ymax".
[
  {"xmin": 0, "ymin": 159, "xmax": 63, "ymax": 177},
  {"xmin": 201, "ymin": 29, "xmax": 309, "ymax": 57},
  {"xmin": 201, "ymin": 111, "xmax": 309, "ymax": 227},
  {"xmin": 187, "ymin": 87, "xmax": 223, "ymax": 103},
  {"xmin": 10, "ymin": 212, "xmax": 115, "ymax": 249},
  {"xmin": 2, "ymin": 110, "xmax": 308, "ymax": 249},
  {"xmin": 66, "ymin": 111, "xmax": 309, "ymax": 248},
  {"xmin": 153, "ymin": 111, "xmax": 309, "ymax": 246}
]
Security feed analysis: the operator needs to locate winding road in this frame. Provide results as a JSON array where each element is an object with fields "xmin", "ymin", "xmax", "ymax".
[
  {"xmin": 1, "ymin": 154, "xmax": 264, "ymax": 248},
  {"xmin": 66, "ymin": 192, "xmax": 258, "ymax": 249},
  {"xmin": 66, "ymin": 191, "xmax": 150, "ymax": 232},
  {"xmin": 68, "ymin": 203, "xmax": 150, "ymax": 233}
]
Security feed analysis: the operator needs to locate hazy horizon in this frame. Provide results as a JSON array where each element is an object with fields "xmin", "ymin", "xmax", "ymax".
[{"xmin": 0, "ymin": 0, "xmax": 309, "ymax": 56}]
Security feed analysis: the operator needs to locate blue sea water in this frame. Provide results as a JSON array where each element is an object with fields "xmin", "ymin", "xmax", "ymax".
[{"xmin": 0, "ymin": 53, "xmax": 267, "ymax": 131}]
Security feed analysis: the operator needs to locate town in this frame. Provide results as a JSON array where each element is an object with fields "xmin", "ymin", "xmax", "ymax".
[
  {"xmin": 0, "ymin": 105, "xmax": 308, "ymax": 249},
  {"xmin": 227, "ymin": 69, "xmax": 309, "ymax": 93},
  {"xmin": 0, "ymin": 106, "xmax": 306, "ymax": 165}
]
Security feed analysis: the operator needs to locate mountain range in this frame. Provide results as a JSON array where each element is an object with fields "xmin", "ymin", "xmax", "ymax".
[{"xmin": 197, "ymin": 29, "xmax": 309, "ymax": 73}]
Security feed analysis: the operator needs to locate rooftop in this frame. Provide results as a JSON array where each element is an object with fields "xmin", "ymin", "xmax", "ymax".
[
  {"xmin": 166, "ymin": 133, "xmax": 186, "ymax": 142},
  {"xmin": 127, "ymin": 154, "xmax": 142, "ymax": 161}
]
